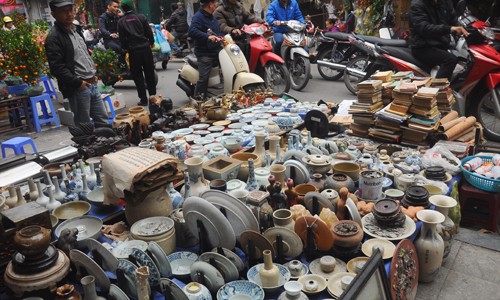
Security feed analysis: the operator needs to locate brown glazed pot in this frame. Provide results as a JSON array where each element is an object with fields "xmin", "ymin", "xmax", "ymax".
[
  {"xmin": 14, "ymin": 225, "xmax": 51, "ymax": 258},
  {"xmin": 331, "ymin": 220, "xmax": 363, "ymax": 248},
  {"xmin": 56, "ymin": 284, "xmax": 81, "ymax": 300},
  {"xmin": 129, "ymin": 106, "xmax": 150, "ymax": 127},
  {"xmin": 112, "ymin": 113, "xmax": 134, "ymax": 128}
]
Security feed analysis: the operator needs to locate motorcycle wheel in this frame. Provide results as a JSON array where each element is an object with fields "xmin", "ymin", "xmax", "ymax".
[
  {"xmin": 474, "ymin": 89, "xmax": 500, "ymax": 142},
  {"xmin": 317, "ymin": 49, "xmax": 344, "ymax": 81},
  {"xmin": 263, "ymin": 61, "xmax": 290, "ymax": 96},
  {"xmin": 289, "ymin": 55, "xmax": 311, "ymax": 91},
  {"xmin": 344, "ymin": 56, "xmax": 370, "ymax": 95}
]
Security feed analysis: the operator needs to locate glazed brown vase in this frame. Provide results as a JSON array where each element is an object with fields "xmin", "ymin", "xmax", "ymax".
[
  {"xmin": 129, "ymin": 106, "xmax": 151, "ymax": 127},
  {"xmin": 56, "ymin": 284, "xmax": 81, "ymax": 300},
  {"xmin": 332, "ymin": 220, "xmax": 363, "ymax": 248},
  {"xmin": 14, "ymin": 225, "xmax": 51, "ymax": 258}
]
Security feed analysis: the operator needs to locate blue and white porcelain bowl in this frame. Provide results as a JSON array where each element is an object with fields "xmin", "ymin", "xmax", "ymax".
[
  {"xmin": 247, "ymin": 263, "xmax": 291, "ymax": 293},
  {"xmin": 217, "ymin": 280, "xmax": 265, "ymax": 300},
  {"xmin": 167, "ymin": 251, "xmax": 199, "ymax": 278}
]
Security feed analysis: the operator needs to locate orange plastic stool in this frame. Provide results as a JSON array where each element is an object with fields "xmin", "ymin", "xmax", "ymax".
[{"xmin": 459, "ymin": 180, "xmax": 500, "ymax": 232}]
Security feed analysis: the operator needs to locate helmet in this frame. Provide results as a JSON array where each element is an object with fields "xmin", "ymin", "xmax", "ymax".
[
  {"xmin": 121, "ymin": 0, "xmax": 134, "ymax": 11},
  {"xmin": 3, "ymin": 16, "xmax": 13, "ymax": 23}
]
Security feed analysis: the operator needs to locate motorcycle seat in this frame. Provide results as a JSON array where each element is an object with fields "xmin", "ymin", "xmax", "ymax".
[
  {"xmin": 379, "ymin": 46, "xmax": 431, "ymax": 72},
  {"xmin": 186, "ymin": 55, "xmax": 218, "ymax": 70},
  {"xmin": 324, "ymin": 32, "xmax": 351, "ymax": 41},
  {"xmin": 358, "ymin": 35, "xmax": 408, "ymax": 47}
]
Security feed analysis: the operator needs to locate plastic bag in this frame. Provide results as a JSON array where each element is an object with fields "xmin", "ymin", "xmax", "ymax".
[
  {"xmin": 155, "ymin": 28, "xmax": 171, "ymax": 55},
  {"xmin": 422, "ymin": 145, "xmax": 461, "ymax": 175},
  {"xmin": 98, "ymin": 85, "xmax": 115, "ymax": 95}
]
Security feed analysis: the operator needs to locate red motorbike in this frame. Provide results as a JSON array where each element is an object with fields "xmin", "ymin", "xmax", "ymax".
[{"xmin": 241, "ymin": 23, "xmax": 290, "ymax": 96}]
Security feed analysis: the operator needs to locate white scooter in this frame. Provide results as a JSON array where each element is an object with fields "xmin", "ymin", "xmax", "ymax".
[{"xmin": 176, "ymin": 33, "xmax": 265, "ymax": 97}]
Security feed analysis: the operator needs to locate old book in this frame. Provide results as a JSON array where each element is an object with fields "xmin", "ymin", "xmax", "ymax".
[
  {"xmin": 371, "ymin": 70, "xmax": 393, "ymax": 83},
  {"xmin": 358, "ymin": 79, "xmax": 383, "ymax": 90},
  {"xmin": 388, "ymin": 102, "xmax": 410, "ymax": 115}
]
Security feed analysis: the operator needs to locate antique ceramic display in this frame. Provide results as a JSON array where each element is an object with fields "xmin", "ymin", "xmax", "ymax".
[
  {"xmin": 361, "ymin": 213, "xmax": 416, "ymax": 241},
  {"xmin": 190, "ymin": 261, "xmax": 225, "ymax": 293},
  {"xmin": 390, "ymin": 239, "xmax": 419, "ymax": 300},
  {"xmin": 247, "ymin": 262, "xmax": 291, "ymax": 293},
  {"xmin": 55, "ymin": 216, "xmax": 103, "ymax": 241},
  {"xmin": 199, "ymin": 252, "xmax": 239, "ymax": 282},
  {"xmin": 361, "ymin": 238, "xmax": 397, "ymax": 260},
  {"xmin": 167, "ymin": 251, "xmax": 198, "ymax": 278},
  {"xmin": 217, "ymin": 280, "xmax": 265, "ymax": 300},
  {"xmin": 263, "ymin": 227, "xmax": 303, "ymax": 258}
]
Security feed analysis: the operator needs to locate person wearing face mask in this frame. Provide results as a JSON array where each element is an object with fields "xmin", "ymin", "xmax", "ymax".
[
  {"xmin": 266, "ymin": 0, "xmax": 305, "ymax": 53},
  {"xmin": 409, "ymin": 0, "xmax": 469, "ymax": 80}
]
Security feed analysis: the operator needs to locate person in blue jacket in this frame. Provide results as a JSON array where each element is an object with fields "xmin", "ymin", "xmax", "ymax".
[
  {"xmin": 266, "ymin": 0, "xmax": 305, "ymax": 53},
  {"xmin": 188, "ymin": 0, "xmax": 223, "ymax": 101}
]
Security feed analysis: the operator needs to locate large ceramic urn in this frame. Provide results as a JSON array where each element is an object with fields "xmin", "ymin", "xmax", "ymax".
[
  {"xmin": 414, "ymin": 210, "xmax": 445, "ymax": 283},
  {"xmin": 129, "ymin": 106, "xmax": 150, "ymax": 128},
  {"xmin": 125, "ymin": 187, "xmax": 173, "ymax": 225}
]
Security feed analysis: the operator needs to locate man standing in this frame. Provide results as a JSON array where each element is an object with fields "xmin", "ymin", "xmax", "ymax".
[
  {"xmin": 266, "ymin": 0, "xmax": 305, "ymax": 53},
  {"xmin": 188, "ymin": 0, "xmax": 222, "ymax": 101},
  {"xmin": 166, "ymin": 2, "xmax": 189, "ymax": 40},
  {"xmin": 2, "ymin": 17, "xmax": 15, "ymax": 31},
  {"xmin": 45, "ymin": 0, "xmax": 108, "ymax": 127},
  {"xmin": 99, "ymin": 0, "xmax": 121, "ymax": 53},
  {"xmin": 117, "ymin": 0, "xmax": 157, "ymax": 106},
  {"xmin": 409, "ymin": 0, "xmax": 468, "ymax": 80}
]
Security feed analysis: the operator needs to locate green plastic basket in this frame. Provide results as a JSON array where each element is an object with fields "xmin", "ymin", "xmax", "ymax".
[{"xmin": 460, "ymin": 156, "xmax": 500, "ymax": 192}]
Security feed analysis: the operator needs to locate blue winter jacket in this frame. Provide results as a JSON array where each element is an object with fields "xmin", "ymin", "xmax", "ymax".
[
  {"xmin": 266, "ymin": 0, "xmax": 305, "ymax": 34},
  {"xmin": 188, "ymin": 9, "xmax": 223, "ymax": 58}
]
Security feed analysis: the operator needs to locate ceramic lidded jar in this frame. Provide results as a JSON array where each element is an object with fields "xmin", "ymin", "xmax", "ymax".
[
  {"xmin": 259, "ymin": 249, "xmax": 280, "ymax": 287},
  {"xmin": 428, "ymin": 195, "xmax": 458, "ymax": 260},
  {"xmin": 112, "ymin": 113, "xmax": 134, "ymax": 128},
  {"xmin": 330, "ymin": 173, "xmax": 355, "ymax": 193},
  {"xmin": 331, "ymin": 220, "xmax": 363, "ymax": 249},
  {"xmin": 415, "ymin": 210, "xmax": 445, "ymax": 283},
  {"xmin": 183, "ymin": 157, "xmax": 210, "ymax": 197}
]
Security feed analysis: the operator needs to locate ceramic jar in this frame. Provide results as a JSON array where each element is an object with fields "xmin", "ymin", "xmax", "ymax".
[
  {"xmin": 330, "ymin": 173, "xmax": 355, "ymax": 193},
  {"xmin": 259, "ymin": 249, "xmax": 280, "ymax": 287},
  {"xmin": 255, "ymin": 167, "xmax": 271, "ymax": 188},
  {"xmin": 125, "ymin": 187, "xmax": 173, "ymax": 225},
  {"xmin": 129, "ymin": 106, "xmax": 150, "ymax": 127},
  {"xmin": 321, "ymin": 189, "xmax": 340, "ymax": 207},
  {"xmin": 183, "ymin": 282, "xmax": 212, "ymax": 300},
  {"xmin": 112, "ymin": 113, "xmax": 134, "ymax": 128},
  {"xmin": 345, "ymin": 145, "xmax": 362, "ymax": 160},
  {"xmin": 395, "ymin": 174, "xmax": 416, "ymax": 191},
  {"xmin": 207, "ymin": 144, "xmax": 229, "ymax": 159},
  {"xmin": 184, "ymin": 157, "xmax": 210, "ymax": 197},
  {"xmin": 56, "ymin": 284, "xmax": 81, "ymax": 300},
  {"xmin": 272, "ymin": 209, "xmax": 295, "ymax": 231},
  {"xmin": 415, "ymin": 210, "xmax": 446, "ymax": 283},
  {"xmin": 81, "ymin": 275, "xmax": 106, "ymax": 300},
  {"xmin": 357, "ymin": 153, "xmax": 373, "ymax": 166},
  {"xmin": 363, "ymin": 143, "xmax": 378, "ymax": 156},
  {"xmin": 331, "ymin": 220, "xmax": 363, "ymax": 249},
  {"xmin": 287, "ymin": 260, "xmax": 304, "ymax": 277},
  {"xmin": 14, "ymin": 225, "xmax": 51, "ymax": 258},
  {"xmin": 429, "ymin": 195, "xmax": 458, "ymax": 260},
  {"xmin": 265, "ymin": 121, "xmax": 281, "ymax": 136},
  {"xmin": 187, "ymin": 145, "xmax": 207, "ymax": 159},
  {"xmin": 308, "ymin": 173, "xmax": 326, "ymax": 192},
  {"xmin": 231, "ymin": 153, "xmax": 261, "ymax": 181},
  {"xmin": 270, "ymin": 164, "xmax": 287, "ymax": 188}
]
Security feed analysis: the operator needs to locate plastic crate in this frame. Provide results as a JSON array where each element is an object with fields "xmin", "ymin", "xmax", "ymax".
[{"xmin": 460, "ymin": 156, "xmax": 500, "ymax": 192}]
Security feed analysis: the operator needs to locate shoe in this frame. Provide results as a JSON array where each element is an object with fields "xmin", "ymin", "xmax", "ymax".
[{"xmin": 137, "ymin": 101, "xmax": 147, "ymax": 106}]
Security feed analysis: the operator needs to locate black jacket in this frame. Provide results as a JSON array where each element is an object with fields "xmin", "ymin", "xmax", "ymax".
[
  {"xmin": 45, "ymin": 22, "xmax": 86, "ymax": 99},
  {"xmin": 409, "ymin": 0, "xmax": 459, "ymax": 49},
  {"xmin": 118, "ymin": 11, "xmax": 154, "ymax": 52},
  {"xmin": 99, "ymin": 12, "xmax": 119, "ymax": 41},
  {"xmin": 166, "ymin": 8, "xmax": 189, "ymax": 34},
  {"xmin": 188, "ymin": 9, "xmax": 223, "ymax": 58}
]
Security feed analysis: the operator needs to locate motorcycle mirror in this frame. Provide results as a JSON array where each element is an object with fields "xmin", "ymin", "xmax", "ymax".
[{"xmin": 456, "ymin": 0, "xmax": 466, "ymax": 16}]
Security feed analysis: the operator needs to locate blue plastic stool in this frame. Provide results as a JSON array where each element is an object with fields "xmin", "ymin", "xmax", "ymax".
[
  {"xmin": 1, "ymin": 137, "xmax": 38, "ymax": 158},
  {"xmin": 39, "ymin": 75, "xmax": 59, "ymax": 101},
  {"xmin": 102, "ymin": 94, "xmax": 116, "ymax": 124},
  {"xmin": 29, "ymin": 93, "xmax": 61, "ymax": 132}
]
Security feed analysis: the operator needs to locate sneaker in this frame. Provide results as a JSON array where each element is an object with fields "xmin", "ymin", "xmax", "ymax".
[{"xmin": 137, "ymin": 101, "xmax": 147, "ymax": 106}]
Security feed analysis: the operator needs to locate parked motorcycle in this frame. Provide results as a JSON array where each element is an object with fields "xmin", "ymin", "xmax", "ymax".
[
  {"xmin": 242, "ymin": 23, "xmax": 290, "ymax": 96},
  {"xmin": 276, "ymin": 20, "xmax": 311, "ymax": 91},
  {"xmin": 176, "ymin": 33, "xmax": 265, "ymax": 98},
  {"xmin": 315, "ymin": 31, "xmax": 356, "ymax": 81}
]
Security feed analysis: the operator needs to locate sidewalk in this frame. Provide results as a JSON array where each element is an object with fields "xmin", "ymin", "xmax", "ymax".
[{"xmin": 1, "ymin": 126, "xmax": 500, "ymax": 299}]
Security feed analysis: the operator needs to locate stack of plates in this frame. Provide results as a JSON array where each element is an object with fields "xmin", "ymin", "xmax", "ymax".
[{"xmin": 130, "ymin": 216, "xmax": 176, "ymax": 255}]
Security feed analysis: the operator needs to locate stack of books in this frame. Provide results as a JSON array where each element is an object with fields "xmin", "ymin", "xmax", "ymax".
[
  {"xmin": 392, "ymin": 71, "xmax": 414, "ymax": 81},
  {"xmin": 348, "ymin": 80, "xmax": 383, "ymax": 137},
  {"xmin": 371, "ymin": 70, "xmax": 393, "ymax": 83},
  {"xmin": 381, "ymin": 81, "xmax": 397, "ymax": 105},
  {"xmin": 370, "ymin": 104, "xmax": 406, "ymax": 143},
  {"xmin": 430, "ymin": 78, "xmax": 455, "ymax": 114},
  {"xmin": 389, "ymin": 80, "xmax": 416, "ymax": 115},
  {"xmin": 402, "ymin": 86, "xmax": 441, "ymax": 145}
]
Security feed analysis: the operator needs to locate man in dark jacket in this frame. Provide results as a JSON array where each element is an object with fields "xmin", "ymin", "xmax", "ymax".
[
  {"xmin": 45, "ymin": 0, "xmax": 108, "ymax": 127},
  {"xmin": 214, "ymin": 0, "xmax": 263, "ymax": 35},
  {"xmin": 409, "ymin": 0, "xmax": 469, "ymax": 80},
  {"xmin": 99, "ymin": 0, "xmax": 121, "ymax": 53},
  {"xmin": 118, "ymin": 0, "xmax": 156, "ymax": 106},
  {"xmin": 166, "ymin": 2, "xmax": 189, "ymax": 37},
  {"xmin": 188, "ymin": 0, "xmax": 223, "ymax": 100}
]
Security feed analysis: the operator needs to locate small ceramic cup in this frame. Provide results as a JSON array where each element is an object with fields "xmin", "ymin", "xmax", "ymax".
[
  {"xmin": 229, "ymin": 189, "xmax": 249, "ymax": 202},
  {"xmin": 304, "ymin": 279, "xmax": 319, "ymax": 292},
  {"xmin": 287, "ymin": 260, "xmax": 304, "ymax": 277},
  {"xmin": 209, "ymin": 179, "xmax": 227, "ymax": 192},
  {"xmin": 272, "ymin": 209, "xmax": 293, "ymax": 227},
  {"xmin": 341, "ymin": 276, "xmax": 353, "ymax": 290},
  {"xmin": 384, "ymin": 189, "xmax": 405, "ymax": 201},
  {"xmin": 319, "ymin": 256, "xmax": 336, "ymax": 273},
  {"xmin": 284, "ymin": 280, "xmax": 303, "ymax": 297}
]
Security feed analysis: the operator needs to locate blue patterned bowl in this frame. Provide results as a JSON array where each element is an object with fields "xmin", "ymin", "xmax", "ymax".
[
  {"xmin": 217, "ymin": 280, "xmax": 265, "ymax": 300},
  {"xmin": 246, "ymin": 263, "xmax": 291, "ymax": 293},
  {"xmin": 167, "ymin": 251, "xmax": 199, "ymax": 278}
]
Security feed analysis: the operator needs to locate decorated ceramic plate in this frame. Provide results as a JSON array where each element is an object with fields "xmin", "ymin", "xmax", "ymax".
[
  {"xmin": 208, "ymin": 125, "xmax": 225, "ymax": 132},
  {"xmin": 83, "ymin": 238, "xmax": 118, "ymax": 273},
  {"xmin": 239, "ymin": 230, "xmax": 274, "ymax": 260},
  {"xmin": 361, "ymin": 213, "xmax": 416, "ymax": 241},
  {"xmin": 284, "ymin": 159, "xmax": 310, "ymax": 185},
  {"xmin": 210, "ymin": 247, "xmax": 245, "ymax": 273},
  {"xmin": 294, "ymin": 216, "xmax": 334, "ymax": 252},
  {"xmin": 242, "ymin": 125, "xmax": 254, "ymax": 132},
  {"xmin": 390, "ymin": 239, "xmax": 419, "ymax": 300},
  {"xmin": 189, "ymin": 123, "xmax": 210, "ymax": 130},
  {"xmin": 263, "ymin": 227, "xmax": 303, "ymax": 259},
  {"xmin": 167, "ymin": 251, "xmax": 198, "ymax": 278},
  {"xmin": 183, "ymin": 197, "xmax": 236, "ymax": 249},
  {"xmin": 327, "ymin": 272, "xmax": 356, "ymax": 298},
  {"xmin": 217, "ymin": 280, "xmax": 265, "ymax": 300},
  {"xmin": 130, "ymin": 216, "xmax": 174, "ymax": 238},
  {"xmin": 160, "ymin": 278, "xmax": 189, "ymax": 300},
  {"xmin": 193, "ymin": 137, "xmax": 214, "ymax": 145},
  {"xmin": 213, "ymin": 120, "xmax": 231, "ymax": 127},
  {"xmin": 116, "ymin": 259, "xmax": 138, "ymax": 299},
  {"xmin": 247, "ymin": 263, "xmax": 291, "ymax": 293},
  {"xmin": 70, "ymin": 249, "xmax": 111, "ymax": 293},
  {"xmin": 184, "ymin": 134, "xmax": 201, "ymax": 144},
  {"xmin": 283, "ymin": 261, "xmax": 309, "ymax": 280},
  {"xmin": 147, "ymin": 241, "xmax": 172, "ymax": 278},
  {"xmin": 304, "ymin": 192, "xmax": 335, "ymax": 212},
  {"xmin": 112, "ymin": 240, "xmax": 148, "ymax": 259},
  {"xmin": 228, "ymin": 122, "xmax": 246, "ymax": 129},
  {"xmin": 309, "ymin": 257, "xmax": 347, "ymax": 280},
  {"xmin": 256, "ymin": 113, "xmax": 272, "ymax": 120},
  {"xmin": 190, "ymin": 261, "xmax": 225, "ymax": 293},
  {"xmin": 199, "ymin": 252, "xmax": 239, "ymax": 282},
  {"xmin": 251, "ymin": 120, "xmax": 269, "ymax": 127},
  {"xmin": 130, "ymin": 248, "xmax": 161, "ymax": 287},
  {"xmin": 193, "ymin": 130, "xmax": 210, "ymax": 136},
  {"xmin": 206, "ymin": 132, "xmax": 224, "ymax": 140},
  {"xmin": 362, "ymin": 238, "xmax": 396, "ymax": 260}
]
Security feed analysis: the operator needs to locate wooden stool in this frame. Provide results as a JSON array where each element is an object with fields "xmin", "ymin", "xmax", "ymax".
[{"xmin": 459, "ymin": 180, "xmax": 500, "ymax": 232}]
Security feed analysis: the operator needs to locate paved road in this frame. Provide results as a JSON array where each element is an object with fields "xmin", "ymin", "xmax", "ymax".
[{"xmin": 110, "ymin": 59, "xmax": 355, "ymax": 109}]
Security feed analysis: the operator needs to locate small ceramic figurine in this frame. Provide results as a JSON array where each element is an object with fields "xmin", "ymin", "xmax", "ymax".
[
  {"xmin": 270, "ymin": 182, "xmax": 287, "ymax": 210},
  {"xmin": 284, "ymin": 179, "xmax": 298, "ymax": 207},
  {"xmin": 337, "ymin": 187, "xmax": 349, "ymax": 220},
  {"xmin": 56, "ymin": 228, "xmax": 79, "ymax": 256}
]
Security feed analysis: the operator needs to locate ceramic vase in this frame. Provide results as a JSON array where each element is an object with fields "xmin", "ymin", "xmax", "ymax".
[
  {"xmin": 166, "ymin": 182, "xmax": 184, "ymax": 209},
  {"xmin": 183, "ymin": 172, "xmax": 192, "ymax": 200},
  {"xmin": 46, "ymin": 188, "xmax": 61, "ymax": 211},
  {"xmin": 321, "ymin": 189, "xmax": 340, "ymax": 207},
  {"xmin": 28, "ymin": 177, "xmax": 38, "ymax": 201},
  {"xmin": 136, "ymin": 266, "xmax": 151, "ymax": 300},
  {"xmin": 56, "ymin": 284, "xmax": 81, "ymax": 300},
  {"xmin": 125, "ymin": 187, "xmax": 173, "ymax": 225},
  {"xmin": 270, "ymin": 164, "xmax": 287, "ymax": 189},
  {"xmin": 72, "ymin": 164, "xmax": 83, "ymax": 193},
  {"xmin": 330, "ymin": 173, "xmax": 355, "ymax": 193},
  {"xmin": 113, "ymin": 113, "xmax": 134, "ymax": 128},
  {"xmin": 79, "ymin": 174, "xmax": 91, "ymax": 201},
  {"xmin": 63, "ymin": 179, "xmax": 79, "ymax": 203},
  {"xmin": 60, "ymin": 164, "xmax": 69, "ymax": 182},
  {"xmin": 268, "ymin": 136, "xmax": 282, "ymax": 161},
  {"xmin": 259, "ymin": 249, "xmax": 280, "ymax": 287},
  {"xmin": 415, "ymin": 210, "xmax": 446, "ymax": 283},
  {"xmin": 246, "ymin": 158, "xmax": 260, "ymax": 191},
  {"xmin": 86, "ymin": 163, "xmax": 97, "ymax": 189},
  {"xmin": 35, "ymin": 180, "xmax": 49, "ymax": 207},
  {"xmin": 183, "ymin": 157, "xmax": 209, "ymax": 197},
  {"xmin": 15, "ymin": 186, "xmax": 26, "ymax": 206},
  {"xmin": 129, "ymin": 106, "xmax": 151, "ymax": 127},
  {"xmin": 52, "ymin": 176, "xmax": 66, "ymax": 202},
  {"xmin": 272, "ymin": 209, "xmax": 295, "ymax": 231},
  {"xmin": 429, "ymin": 195, "xmax": 458, "ymax": 260},
  {"xmin": 5, "ymin": 186, "xmax": 17, "ymax": 208},
  {"xmin": 253, "ymin": 132, "xmax": 267, "ymax": 161},
  {"xmin": 81, "ymin": 275, "xmax": 106, "ymax": 300},
  {"xmin": 43, "ymin": 170, "xmax": 55, "ymax": 194}
]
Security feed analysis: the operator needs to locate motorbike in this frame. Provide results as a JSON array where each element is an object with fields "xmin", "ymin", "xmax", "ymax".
[
  {"xmin": 276, "ymin": 20, "xmax": 311, "ymax": 91},
  {"xmin": 176, "ymin": 33, "xmax": 265, "ymax": 98},
  {"xmin": 242, "ymin": 23, "xmax": 290, "ymax": 96},
  {"xmin": 314, "ymin": 30, "xmax": 357, "ymax": 81}
]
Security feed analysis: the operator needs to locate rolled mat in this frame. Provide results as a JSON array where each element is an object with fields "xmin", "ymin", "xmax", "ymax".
[
  {"xmin": 439, "ymin": 110, "xmax": 459, "ymax": 125},
  {"xmin": 442, "ymin": 116, "xmax": 477, "ymax": 140},
  {"xmin": 439, "ymin": 116, "xmax": 466, "ymax": 131},
  {"xmin": 455, "ymin": 127, "xmax": 475, "ymax": 142}
]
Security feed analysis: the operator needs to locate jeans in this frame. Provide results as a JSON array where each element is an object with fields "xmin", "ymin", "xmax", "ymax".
[
  {"xmin": 67, "ymin": 83, "xmax": 108, "ymax": 126},
  {"xmin": 194, "ymin": 55, "xmax": 215, "ymax": 100},
  {"xmin": 273, "ymin": 33, "xmax": 284, "ymax": 54},
  {"xmin": 129, "ymin": 48, "xmax": 157, "ymax": 103},
  {"xmin": 412, "ymin": 47, "xmax": 458, "ymax": 80}
]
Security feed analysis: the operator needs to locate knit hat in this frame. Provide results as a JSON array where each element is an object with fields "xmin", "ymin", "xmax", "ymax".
[{"xmin": 121, "ymin": 0, "xmax": 135, "ymax": 12}]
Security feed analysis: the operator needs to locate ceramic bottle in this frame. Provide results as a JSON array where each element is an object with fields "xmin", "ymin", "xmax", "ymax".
[
  {"xmin": 86, "ymin": 163, "xmax": 97, "ymax": 189},
  {"xmin": 269, "ymin": 136, "xmax": 282, "ymax": 161},
  {"xmin": 136, "ymin": 266, "xmax": 150, "ymax": 300},
  {"xmin": 56, "ymin": 284, "xmax": 81, "ymax": 300},
  {"xmin": 429, "ymin": 195, "xmax": 458, "ymax": 260},
  {"xmin": 72, "ymin": 164, "xmax": 83, "ymax": 193},
  {"xmin": 246, "ymin": 158, "xmax": 259, "ymax": 191},
  {"xmin": 81, "ymin": 275, "xmax": 106, "ymax": 300},
  {"xmin": 60, "ymin": 164, "xmax": 69, "ymax": 182},
  {"xmin": 46, "ymin": 188, "xmax": 61, "ymax": 211},
  {"xmin": 183, "ymin": 157, "xmax": 209, "ymax": 197},
  {"xmin": 167, "ymin": 182, "xmax": 184, "ymax": 209},
  {"xmin": 63, "ymin": 179, "xmax": 79, "ymax": 203},
  {"xmin": 183, "ymin": 172, "xmax": 192, "ymax": 201},
  {"xmin": 253, "ymin": 132, "xmax": 266, "ymax": 161},
  {"xmin": 5, "ymin": 185, "xmax": 17, "ymax": 208},
  {"xmin": 43, "ymin": 170, "xmax": 55, "ymax": 194},
  {"xmin": 15, "ymin": 186, "xmax": 26, "ymax": 206},
  {"xmin": 27, "ymin": 177, "xmax": 38, "ymax": 201},
  {"xmin": 78, "ymin": 159, "xmax": 88, "ymax": 176},
  {"xmin": 259, "ymin": 249, "xmax": 280, "ymax": 287},
  {"xmin": 35, "ymin": 179, "xmax": 50, "ymax": 207},
  {"xmin": 414, "ymin": 210, "xmax": 445, "ymax": 283},
  {"xmin": 79, "ymin": 174, "xmax": 91, "ymax": 201},
  {"xmin": 52, "ymin": 176, "xmax": 66, "ymax": 202}
]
